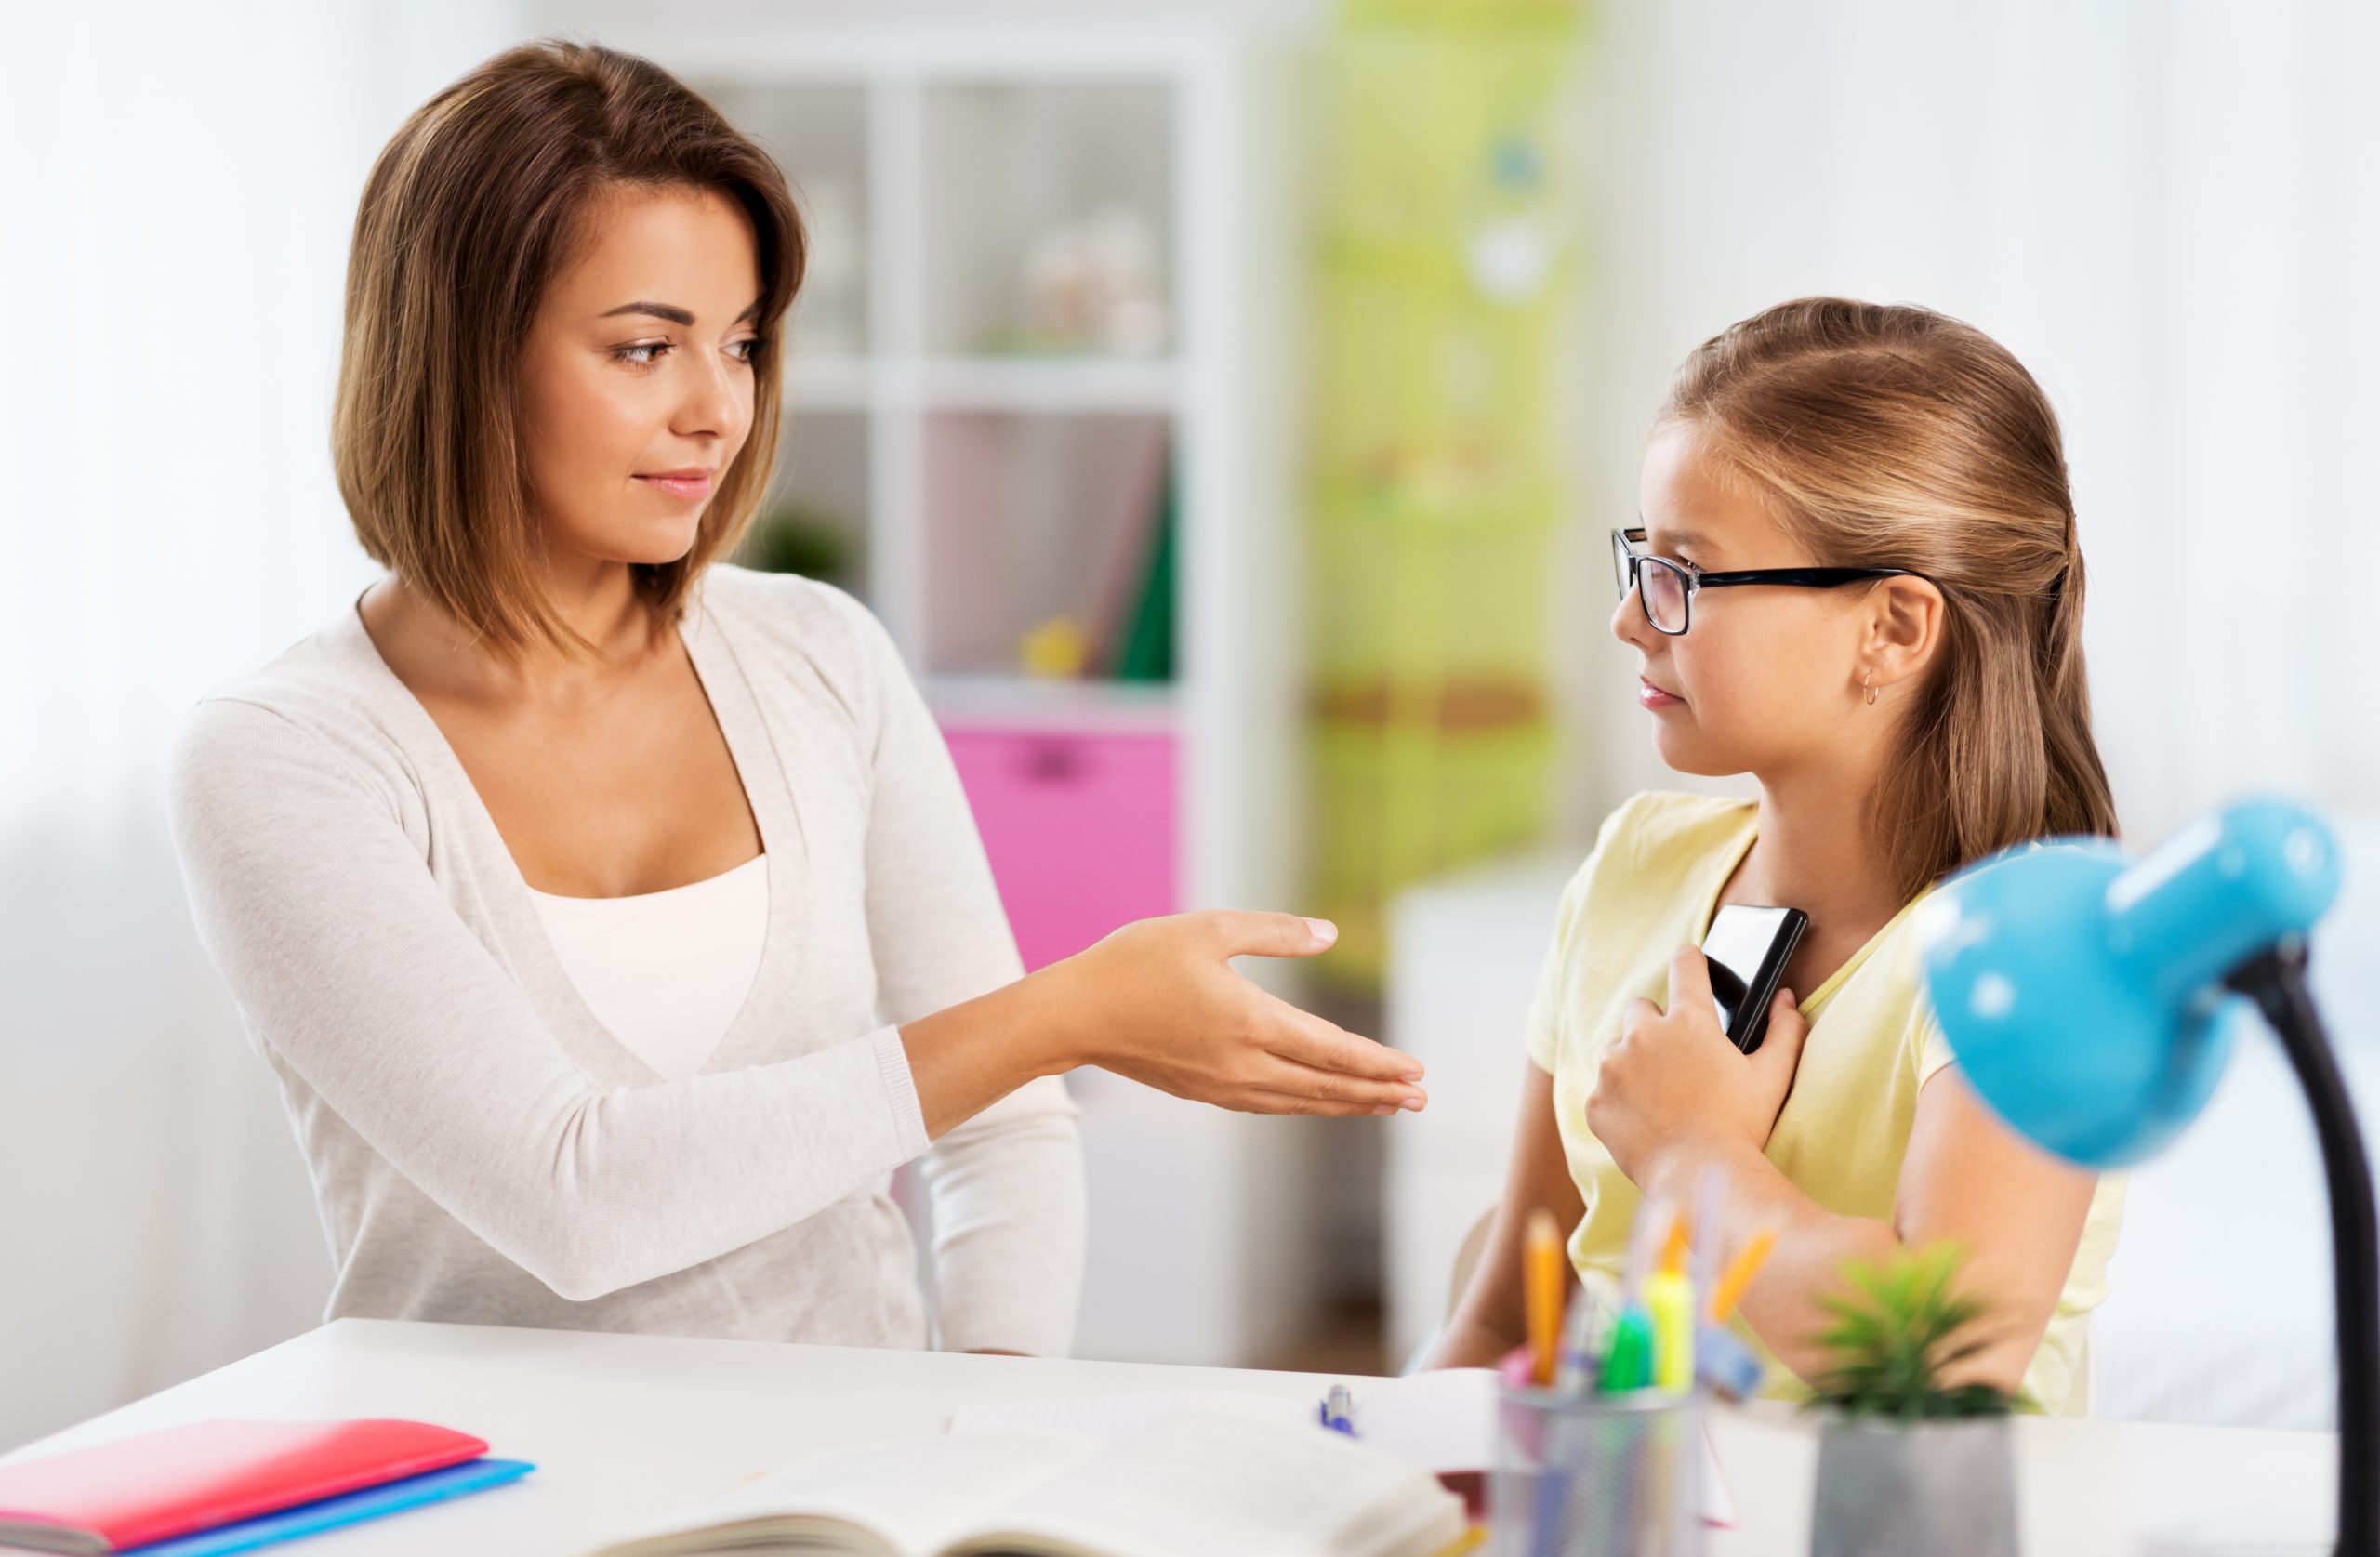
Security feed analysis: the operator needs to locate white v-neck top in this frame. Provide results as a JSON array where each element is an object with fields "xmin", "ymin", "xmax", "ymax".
[
  {"xmin": 166, "ymin": 566, "xmax": 1084, "ymax": 1356},
  {"xmin": 528, "ymin": 853, "xmax": 771, "ymax": 1082}
]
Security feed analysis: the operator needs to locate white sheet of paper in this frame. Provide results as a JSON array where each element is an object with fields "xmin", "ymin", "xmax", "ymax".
[{"xmin": 949, "ymin": 1370, "xmax": 1737, "ymax": 1526}]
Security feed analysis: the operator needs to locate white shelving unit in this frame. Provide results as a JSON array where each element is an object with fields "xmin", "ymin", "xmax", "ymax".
[{"xmin": 613, "ymin": 20, "xmax": 1313, "ymax": 1366}]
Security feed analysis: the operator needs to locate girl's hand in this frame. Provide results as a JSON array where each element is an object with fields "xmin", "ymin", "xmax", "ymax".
[
  {"xmin": 1051, "ymin": 911, "xmax": 1430, "ymax": 1117},
  {"xmin": 1584, "ymin": 946, "xmax": 1808, "ymax": 1185}
]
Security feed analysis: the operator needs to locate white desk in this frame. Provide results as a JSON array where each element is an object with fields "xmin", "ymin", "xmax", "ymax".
[{"xmin": 1, "ymin": 1320, "xmax": 2334, "ymax": 1555}]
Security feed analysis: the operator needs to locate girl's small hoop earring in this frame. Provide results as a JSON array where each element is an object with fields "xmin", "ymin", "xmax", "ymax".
[{"xmin": 1863, "ymin": 670, "xmax": 1878, "ymax": 706}]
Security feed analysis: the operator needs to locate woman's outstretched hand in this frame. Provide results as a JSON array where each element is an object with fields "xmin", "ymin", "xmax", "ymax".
[
  {"xmin": 900, "ymin": 910, "xmax": 1427, "ymax": 1137},
  {"xmin": 1052, "ymin": 911, "xmax": 1429, "ymax": 1117}
]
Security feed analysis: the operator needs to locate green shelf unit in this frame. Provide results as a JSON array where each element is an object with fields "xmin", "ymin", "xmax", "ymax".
[
  {"xmin": 1313, "ymin": 247, "xmax": 1570, "ymax": 495},
  {"xmin": 1308, "ymin": 491, "xmax": 1559, "ymax": 720},
  {"xmin": 1303, "ymin": 0, "xmax": 1585, "ymax": 991},
  {"xmin": 1308, "ymin": 719, "xmax": 1557, "ymax": 989},
  {"xmin": 1324, "ymin": 1, "xmax": 1587, "ymax": 256}
]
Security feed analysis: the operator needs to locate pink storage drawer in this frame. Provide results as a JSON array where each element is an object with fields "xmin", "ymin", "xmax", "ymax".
[{"xmin": 943, "ymin": 726, "xmax": 1179, "ymax": 971}]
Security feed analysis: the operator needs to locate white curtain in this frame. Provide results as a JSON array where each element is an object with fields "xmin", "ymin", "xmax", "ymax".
[
  {"xmin": 1568, "ymin": 0, "xmax": 2380, "ymax": 847},
  {"xmin": 0, "ymin": 0, "xmax": 521, "ymax": 1447}
]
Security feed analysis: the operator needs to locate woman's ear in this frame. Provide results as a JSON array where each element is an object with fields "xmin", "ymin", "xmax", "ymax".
[{"xmin": 1861, "ymin": 575, "xmax": 1947, "ymax": 695}]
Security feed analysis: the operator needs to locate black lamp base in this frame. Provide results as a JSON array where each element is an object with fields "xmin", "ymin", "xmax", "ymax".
[{"xmin": 2227, "ymin": 942, "xmax": 2375, "ymax": 1557}]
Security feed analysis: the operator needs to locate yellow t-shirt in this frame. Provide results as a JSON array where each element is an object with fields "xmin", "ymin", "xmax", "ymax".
[{"xmin": 1523, "ymin": 790, "xmax": 2125, "ymax": 1416}]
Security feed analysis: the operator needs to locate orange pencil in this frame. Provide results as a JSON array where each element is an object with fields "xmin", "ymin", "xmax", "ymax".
[
  {"xmin": 1525, "ymin": 1208, "xmax": 1565, "ymax": 1387},
  {"xmin": 1710, "ymin": 1226, "xmax": 1778, "ymax": 1323}
]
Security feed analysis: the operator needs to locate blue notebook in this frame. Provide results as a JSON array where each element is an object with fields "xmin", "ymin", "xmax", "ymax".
[{"xmin": 123, "ymin": 1457, "xmax": 535, "ymax": 1555}]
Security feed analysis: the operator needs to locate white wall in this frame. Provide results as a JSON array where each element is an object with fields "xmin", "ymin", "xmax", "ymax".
[
  {"xmin": 0, "ymin": 0, "xmax": 526, "ymax": 1448},
  {"xmin": 1567, "ymin": 0, "xmax": 2380, "ymax": 846}
]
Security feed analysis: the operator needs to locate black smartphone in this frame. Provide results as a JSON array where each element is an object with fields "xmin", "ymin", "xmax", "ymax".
[{"xmin": 1700, "ymin": 904, "xmax": 1810, "ymax": 1055}]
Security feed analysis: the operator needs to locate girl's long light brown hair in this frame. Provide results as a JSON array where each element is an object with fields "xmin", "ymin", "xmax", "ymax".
[
  {"xmin": 332, "ymin": 38, "xmax": 803, "ymax": 658},
  {"xmin": 1659, "ymin": 297, "xmax": 2119, "ymax": 901}
]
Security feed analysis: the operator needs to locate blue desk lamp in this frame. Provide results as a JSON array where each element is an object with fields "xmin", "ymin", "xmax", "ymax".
[{"xmin": 1917, "ymin": 798, "xmax": 2367, "ymax": 1556}]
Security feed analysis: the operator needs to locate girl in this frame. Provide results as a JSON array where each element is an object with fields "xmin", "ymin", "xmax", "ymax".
[
  {"xmin": 167, "ymin": 41, "xmax": 1425, "ymax": 1359},
  {"xmin": 1427, "ymin": 298, "xmax": 2124, "ymax": 1412}
]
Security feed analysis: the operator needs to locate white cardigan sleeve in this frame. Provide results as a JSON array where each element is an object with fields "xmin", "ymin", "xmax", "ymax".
[
  {"xmin": 167, "ymin": 695, "xmax": 933, "ymax": 1304},
  {"xmin": 826, "ymin": 587, "xmax": 1087, "ymax": 1358}
]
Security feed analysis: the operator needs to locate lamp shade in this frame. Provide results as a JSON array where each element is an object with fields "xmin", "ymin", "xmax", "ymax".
[{"xmin": 1915, "ymin": 798, "xmax": 2344, "ymax": 1168}]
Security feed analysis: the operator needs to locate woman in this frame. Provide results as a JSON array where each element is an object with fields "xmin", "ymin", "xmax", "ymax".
[
  {"xmin": 1427, "ymin": 299, "xmax": 2125, "ymax": 1412},
  {"xmin": 167, "ymin": 40, "xmax": 1426, "ymax": 1359}
]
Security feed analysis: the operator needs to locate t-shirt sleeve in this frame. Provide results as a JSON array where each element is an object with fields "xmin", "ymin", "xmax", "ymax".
[
  {"xmin": 1522, "ymin": 798, "xmax": 1642, "ymax": 1073},
  {"xmin": 1911, "ymin": 997, "xmax": 1960, "ymax": 1089}
]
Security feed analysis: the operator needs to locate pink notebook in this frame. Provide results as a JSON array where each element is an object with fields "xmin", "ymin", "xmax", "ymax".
[{"xmin": 0, "ymin": 1418, "xmax": 489, "ymax": 1553}]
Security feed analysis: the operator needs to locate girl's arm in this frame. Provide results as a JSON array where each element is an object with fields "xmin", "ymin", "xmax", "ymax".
[
  {"xmin": 1422, "ymin": 1061, "xmax": 1585, "ymax": 1370},
  {"xmin": 1633, "ymin": 1070, "xmax": 2096, "ymax": 1393},
  {"xmin": 1602, "ymin": 950, "xmax": 2097, "ymax": 1396}
]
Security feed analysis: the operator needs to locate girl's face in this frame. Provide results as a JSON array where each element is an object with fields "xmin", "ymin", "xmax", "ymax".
[
  {"xmin": 516, "ymin": 183, "xmax": 762, "ymax": 573},
  {"xmin": 1613, "ymin": 420, "xmax": 1881, "ymax": 780}
]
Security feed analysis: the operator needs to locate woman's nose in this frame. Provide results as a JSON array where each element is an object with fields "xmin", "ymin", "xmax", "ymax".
[{"xmin": 675, "ymin": 356, "xmax": 745, "ymax": 440}]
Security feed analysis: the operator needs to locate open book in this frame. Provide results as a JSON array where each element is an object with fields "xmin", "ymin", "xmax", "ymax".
[{"xmin": 590, "ymin": 1410, "xmax": 1467, "ymax": 1557}]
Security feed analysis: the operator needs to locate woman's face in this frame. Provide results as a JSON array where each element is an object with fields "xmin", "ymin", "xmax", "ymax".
[
  {"xmin": 1613, "ymin": 420, "xmax": 1879, "ymax": 780},
  {"xmin": 516, "ymin": 183, "xmax": 762, "ymax": 572}
]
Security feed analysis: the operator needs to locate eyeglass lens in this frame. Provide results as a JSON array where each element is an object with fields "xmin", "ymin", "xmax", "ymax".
[{"xmin": 1613, "ymin": 534, "xmax": 1689, "ymax": 633}]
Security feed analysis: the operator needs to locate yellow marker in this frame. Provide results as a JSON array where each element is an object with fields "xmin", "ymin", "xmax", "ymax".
[
  {"xmin": 1525, "ymin": 1208, "xmax": 1565, "ymax": 1387},
  {"xmin": 1710, "ymin": 1226, "xmax": 1779, "ymax": 1324},
  {"xmin": 1432, "ymin": 1527, "xmax": 1488, "ymax": 1557},
  {"xmin": 1644, "ymin": 1209, "xmax": 1696, "ymax": 1393}
]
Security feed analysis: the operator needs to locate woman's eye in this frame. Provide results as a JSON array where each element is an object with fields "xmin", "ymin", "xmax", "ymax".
[
  {"xmin": 727, "ymin": 337, "xmax": 760, "ymax": 363},
  {"xmin": 613, "ymin": 342, "xmax": 668, "ymax": 367}
]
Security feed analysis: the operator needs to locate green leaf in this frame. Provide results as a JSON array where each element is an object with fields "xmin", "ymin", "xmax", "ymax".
[{"xmin": 1802, "ymin": 1243, "xmax": 2015, "ymax": 1421}]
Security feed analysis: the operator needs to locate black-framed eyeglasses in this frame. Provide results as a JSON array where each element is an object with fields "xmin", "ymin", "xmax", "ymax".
[{"xmin": 1611, "ymin": 526, "xmax": 1921, "ymax": 636}]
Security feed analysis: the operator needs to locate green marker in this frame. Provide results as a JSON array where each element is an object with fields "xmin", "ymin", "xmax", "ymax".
[{"xmin": 1598, "ymin": 1304, "xmax": 1654, "ymax": 1393}]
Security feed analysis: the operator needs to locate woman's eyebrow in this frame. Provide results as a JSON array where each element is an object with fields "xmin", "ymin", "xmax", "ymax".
[{"xmin": 598, "ymin": 298, "xmax": 765, "ymax": 325}]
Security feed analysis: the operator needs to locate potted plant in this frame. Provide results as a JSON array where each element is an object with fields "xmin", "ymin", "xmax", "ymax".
[{"xmin": 1806, "ymin": 1243, "xmax": 2020, "ymax": 1557}]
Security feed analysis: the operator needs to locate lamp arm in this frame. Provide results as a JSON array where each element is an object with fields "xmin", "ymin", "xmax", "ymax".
[{"xmin": 2228, "ymin": 941, "xmax": 2376, "ymax": 1557}]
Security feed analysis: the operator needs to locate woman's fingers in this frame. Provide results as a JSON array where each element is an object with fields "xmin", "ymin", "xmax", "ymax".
[
  {"xmin": 1237, "ymin": 1089, "xmax": 1410, "ymax": 1118},
  {"xmin": 1249, "ymin": 1053, "xmax": 1427, "ymax": 1113},
  {"xmin": 1254, "ymin": 1002, "xmax": 1425, "ymax": 1084},
  {"xmin": 1197, "ymin": 909, "xmax": 1341, "ymax": 961}
]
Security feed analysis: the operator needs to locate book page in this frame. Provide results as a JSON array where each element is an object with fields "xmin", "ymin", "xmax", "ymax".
[
  {"xmin": 950, "ymin": 1390, "xmax": 1311, "ymax": 1445},
  {"xmin": 597, "ymin": 1432, "xmax": 1093, "ymax": 1557},
  {"xmin": 950, "ymin": 1373, "xmax": 1498, "ymax": 1474},
  {"xmin": 952, "ymin": 1411, "xmax": 1465, "ymax": 1557}
]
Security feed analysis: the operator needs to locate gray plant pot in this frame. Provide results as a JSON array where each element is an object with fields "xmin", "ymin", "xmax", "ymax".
[{"xmin": 1812, "ymin": 1415, "xmax": 2018, "ymax": 1557}]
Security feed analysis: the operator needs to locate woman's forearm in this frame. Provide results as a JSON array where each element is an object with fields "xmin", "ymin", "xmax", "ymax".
[{"xmin": 899, "ymin": 970, "xmax": 1079, "ymax": 1139}]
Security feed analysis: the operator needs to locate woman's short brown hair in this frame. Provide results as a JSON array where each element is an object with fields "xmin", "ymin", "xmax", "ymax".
[{"xmin": 332, "ymin": 38, "xmax": 803, "ymax": 656}]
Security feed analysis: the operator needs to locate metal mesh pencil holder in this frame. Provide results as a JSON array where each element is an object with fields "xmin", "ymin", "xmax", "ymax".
[{"xmin": 1491, "ymin": 1384, "xmax": 1703, "ymax": 1557}]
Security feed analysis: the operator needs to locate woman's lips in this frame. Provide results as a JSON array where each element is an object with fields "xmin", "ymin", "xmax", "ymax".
[
  {"xmin": 635, "ymin": 471, "xmax": 714, "ymax": 501},
  {"xmin": 1638, "ymin": 675, "xmax": 1684, "ymax": 710}
]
